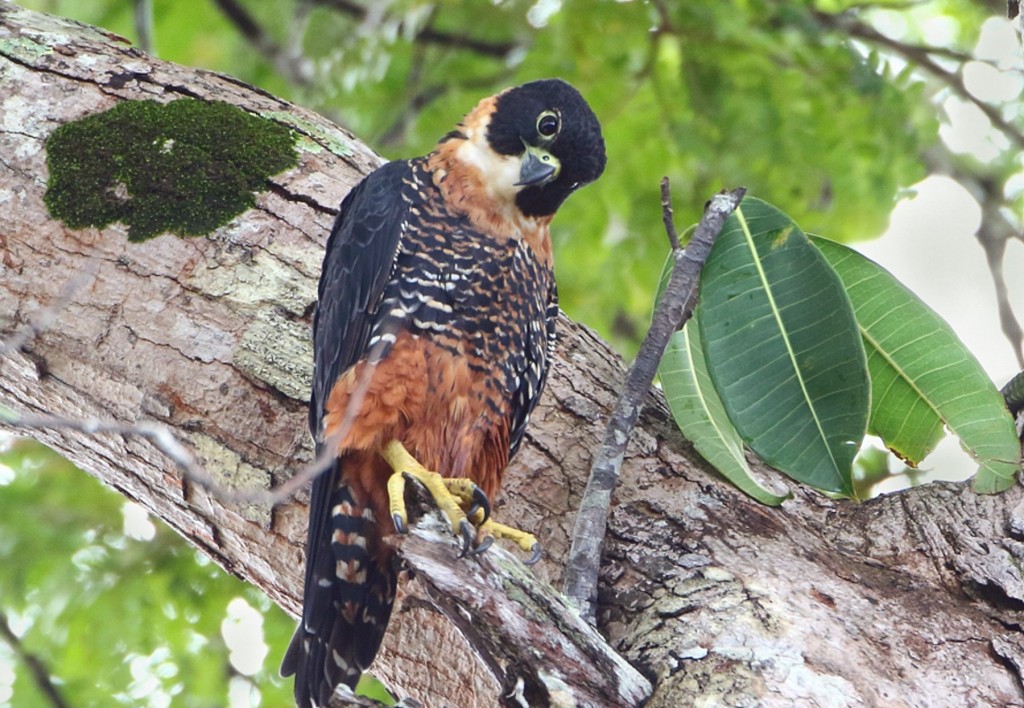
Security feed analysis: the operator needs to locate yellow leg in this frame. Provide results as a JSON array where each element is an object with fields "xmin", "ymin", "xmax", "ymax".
[
  {"xmin": 381, "ymin": 440, "xmax": 488, "ymax": 539},
  {"xmin": 381, "ymin": 440, "xmax": 538, "ymax": 562}
]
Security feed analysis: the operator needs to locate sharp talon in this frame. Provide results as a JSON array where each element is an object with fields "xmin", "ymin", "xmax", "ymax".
[
  {"xmin": 469, "ymin": 486, "xmax": 491, "ymax": 524},
  {"xmin": 458, "ymin": 519, "xmax": 474, "ymax": 558},
  {"xmin": 392, "ymin": 512, "xmax": 408, "ymax": 534},
  {"xmin": 469, "ymin": 535, "xmax": 494, "ymax": 556},
  {"xmin": 525, "ymin": 543, "xmax": 542, "ymax": 566}
]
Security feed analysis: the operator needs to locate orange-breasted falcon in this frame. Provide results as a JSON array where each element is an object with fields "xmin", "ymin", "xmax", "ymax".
[{"xmin": 281, "ymin": 79, "xmax": 606, "ymax": 706}]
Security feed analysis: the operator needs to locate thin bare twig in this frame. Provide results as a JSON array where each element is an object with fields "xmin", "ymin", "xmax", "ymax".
[
  {"xmin": 924, "ymin": 155, "xmax": 1024, "ymax": 368},
  {"xmin": 0, "ymin": 336, "xmax": 390, "ymax": 508},
  {"xmin": 813, "ymin": 10, "xmax": 1024, "ymax": 151},
  {"xmin": 132, "ymin": 0, "xmax": 153, "ymax": 54},
  {"xmin": 314, "ymin": 0, "xmax": 517, "ymax": 58},
  {"xmin": 211, "ymin": 0, "xmax": 279, "ymax": 57},
  {"xmin": 0, "ymin": 407, "xmax": 327, "ymax": 506},
  {"xmin": 375, "ymin": 73, "xmax": 515, "ymax": 149},
  {"xmin": 563, "ymin": 184, "xmax": 746, "ymax": 622},
  {"xmin": 978, "ymin": 203, "xmax": 1024, "ymax": 369},
  {"xmin": 660, "ymin": 177, "xmax": 680, "ymax": 251},
  {"xmin": 820, "ymin": 7, "xmax": 1024, "ymax": 366},
  {"xmin": 211, "ymin": 0, "xmax": 312, "ymax": 86},
  {"xmin": 0, "ymin": 263, "xmax": 98, "ymax": 356},
  {"xmin": 843, "ymin": 0, "xmax": 930, "ymax": 12},
  {"xmin": 0, "ymin": 610, "xmax": 70, "ymax": 708},
  {"xmin": 2, "ymin": 403, "xmax": 321, "ymax": 508}
]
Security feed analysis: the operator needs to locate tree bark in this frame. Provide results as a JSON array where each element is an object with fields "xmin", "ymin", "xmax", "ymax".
[{"xmin": 2, "ymin": 4, "xmax": 1023, "ymax": 706}]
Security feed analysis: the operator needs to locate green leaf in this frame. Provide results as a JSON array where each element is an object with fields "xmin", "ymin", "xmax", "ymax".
[
  {"xmin": 659, "ymin": 320, "xmax": 789, "ymax": 505},
  {"xmin": 697, "ymin": 198, "xmax": 869, "ymax": 496},
  {"xmin": 811, "ymin": 237, "xmax": 1021, "ymax": 493}
]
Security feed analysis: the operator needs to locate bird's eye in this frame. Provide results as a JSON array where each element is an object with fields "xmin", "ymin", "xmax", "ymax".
[{"xmin": 536, "ymin": 111, "xmax": 560, "ymax": 138}]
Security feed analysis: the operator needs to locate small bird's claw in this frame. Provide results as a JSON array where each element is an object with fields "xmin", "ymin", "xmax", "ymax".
[
  {"xmin": 467, "ymin": 486, "xmax": 492, "ymax": 525},
  {"xmin": 469, "ymin": 535, "xmax": 494, "ymax": 556},
  {"xmin": 457, "ymin": 519, "xmax": 475, "ymax": 558},
  {"xmin": 392, "ymin": 512, "xmax": 408, "ymax": 535},
  {"xmin": 525, "ymin": 543, "xmax": 543, "ymax": 566}
]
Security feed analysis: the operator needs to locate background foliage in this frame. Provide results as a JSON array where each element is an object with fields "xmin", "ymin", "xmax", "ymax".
[
  {"xmin": 0, "ymin": 440, "xmax": 294, "ymax": 706},
  {"xmin": 4, "ymin": 0, "xmax": 1022, "ymax": 705}
]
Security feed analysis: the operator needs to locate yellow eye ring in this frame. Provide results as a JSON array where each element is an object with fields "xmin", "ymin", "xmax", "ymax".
[{"xmin": 536, "ymin": 110, "xmax": 560, "ymax": 138}]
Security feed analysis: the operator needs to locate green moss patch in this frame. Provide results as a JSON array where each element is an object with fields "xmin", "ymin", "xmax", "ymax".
[{"xmin": 45, "ymin": 99, "xmax": 297, "ymax": 242}]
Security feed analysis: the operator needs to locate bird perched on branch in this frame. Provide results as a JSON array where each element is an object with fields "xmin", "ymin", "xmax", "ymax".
[{"xmin": 281, "ymin": 79, "xmax": 606, "ymax": 706}]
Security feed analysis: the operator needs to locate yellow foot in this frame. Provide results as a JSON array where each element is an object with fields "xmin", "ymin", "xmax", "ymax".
[
  {"xmin": 380, "ymin": 440, "xmax": 540, "ymax": 563},
  {"xmin": 382, "ymin": 440, "xmax": 488, "ymax": 540},
  {"xmin": 475, "ymin": 519, "xmax": 542, "ymax": 565}
]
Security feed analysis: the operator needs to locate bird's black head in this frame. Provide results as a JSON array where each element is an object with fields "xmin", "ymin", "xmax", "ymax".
[{"xmin": 485, "ymin": 79, "xmax": 606, "ymax": 218}]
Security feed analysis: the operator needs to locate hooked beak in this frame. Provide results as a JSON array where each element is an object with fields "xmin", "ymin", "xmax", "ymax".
[{"xmin": 515, "ymin": 144, "xmax": 560, "ymax": 187}]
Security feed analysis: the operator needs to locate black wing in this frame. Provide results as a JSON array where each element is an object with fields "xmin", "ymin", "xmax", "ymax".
[
  {"xmin": 507, "ymin": 283, "xmax": 558, "ymax": 460},
  {"xmin": 282, "ymin": 160, "xmax": 410, "ymax": 705},
  {"xmin": 309, "ymin": 159, "xmax": 412, "ymax": 441}
]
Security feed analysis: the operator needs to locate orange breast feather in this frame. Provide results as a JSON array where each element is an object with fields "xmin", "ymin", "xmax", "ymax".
[{"xmin": 322, "ymin": 332, "xmax": 510, "ymax": 526}]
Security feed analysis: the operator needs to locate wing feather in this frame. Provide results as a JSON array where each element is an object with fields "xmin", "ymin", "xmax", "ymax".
[
  {"xmin": 302, "ymin": 159, "xmax": 409, "ymax": 601},
  {"xmin": 309, "ymin": 159, "xmax": 411, "ymax": 439},
  {"xmin": 282, "ymin": 160, "xmax": 410, "ymax": 704},
  {"xmin": 508, "ymin": 284, "xmax": 558, "ymax": 459}
]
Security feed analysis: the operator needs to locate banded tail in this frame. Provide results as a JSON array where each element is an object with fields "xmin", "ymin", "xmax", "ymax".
[{"xmin": 282, "ymin": 463, "xmax": 397, "ymax": 707}]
